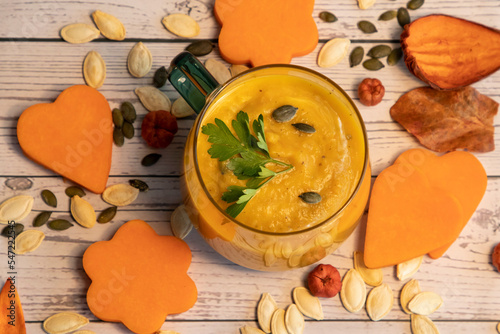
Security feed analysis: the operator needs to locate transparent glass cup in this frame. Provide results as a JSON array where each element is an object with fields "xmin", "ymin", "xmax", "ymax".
[{"xmin": 168, "ymin": 52, "xmax": 371, "ymax": 271}]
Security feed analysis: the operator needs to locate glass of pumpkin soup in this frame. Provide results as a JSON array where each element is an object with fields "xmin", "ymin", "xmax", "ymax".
[{"xmin": 169, "ymin": 52, "xmax": 370, "ymax": 271}]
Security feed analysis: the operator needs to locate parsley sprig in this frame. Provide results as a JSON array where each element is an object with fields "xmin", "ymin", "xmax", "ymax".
[{"xmin": 202, "ymin": 111, "xmax": 293, "ymax": 218}]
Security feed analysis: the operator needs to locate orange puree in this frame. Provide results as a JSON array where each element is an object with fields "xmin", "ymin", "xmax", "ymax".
[{"xmin": 197, "ymin": 74, "xmax": 365, "ymax": 233}]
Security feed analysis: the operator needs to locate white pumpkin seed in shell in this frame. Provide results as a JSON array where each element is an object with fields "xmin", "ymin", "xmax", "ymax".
[
  {"xmin": 43, "ymin": 312, "xmax": 89, "ymax": 334},
  {"xmin": 128, "ymin": 42, "xmax": 153, "ymax": 78},
  {"xmin": 205, "ymin": 58, "xmax": 231, "ymax": 84},
  {"xmin": 315, "ymin": 233, "xmax": 333, "ymax": 248},
  {"xmin": 60, "ymin": 23, "xmax": 100, "ymax": 44},
  {"xmin": 366, "ymin": 283, "xmax": 393, "ymax": 321},
  {"xmin": 397, "ymin": 256, "xmax": 423, "ymax": 281},
  {"xmin": 92, "ymin": 10, "xmax": 126, "ymax": 41},
  {"xmin": 240, "ymin": 326, "xmax": 266, "ymax": 334},
  {"xmin": 171, "ymin": 204, "xmax": 193, "ymax": 239},
  {"xmin": 14, "ymin": 230, "xmax": 45, "ymax": 254},
  {"xmin": 498, "ymin": 322, "xmax": 500, "ymax": 334},
  {"xmin": 281, "ymin": 242, "xmax": 293, "ymax": 259},
  {"xmin": 162, "ymin": 14, "xmax": 200, "ymax": 38},
  {"xmin": 71, "ymin": 195, "xmax": 96, "ymax": 228},
  {"xmin": 270, "ymin": 309, "xmax": 288, "ymax": 334},
  {"xmin": 340, "ymin": 269, "xmax": 367, "ymax": 313},
  {"xmin": 135, "ymin": 86, "xmax": 172, "ymax": 112},
  {"xmin": 353, "ymin": 251, "xmax": 383, "ymax": 286},
  {"xmin": 171, "ymin": 97, "xmax": 195, "ymax": 118},
  {"xmin": 400, "ymin": 279, "xmax": 421, "ymax": 314},
  {"xmin": 317, "ymin": 38, "xmax": 351, "ymax": 68},
  {"xmin": 288, "ymin": 246, "xmax": 305, "ymax": 268},
  {"xmin": 72, "ymin": 331, "xmax": 96, "ymax": 334},
  {"xmin": 285, "ymin": 304, "xmax": 304, "ymax": 334},
  {"xmin": 230, "ymin": 64, "xmax": 250, "ymax": 77},
  {"xmin": 264, "ymin": 246, "xmax": 277, "ymax": 267},
  {"xmin": 83, "ymin": 51, "xmax": 106, "ymax": 89},
  {"xmin": 0, "ymin": 195, "xmax": 34, "ymax": 224},
  {"xmin": 408, "ymin": 291, "xmax": 443, "ymax": 315},
  {"xmin": 102, "ymin": 184, "xmax": 139, "ymax": 206},
  {"xmin": 257, "ymin": 293, "xmax": 278, "ymax": 333},
  {"xmin": 411, "ymin": 314, "xmax": 440, "ymax": 334},
  {"xmin": 292, "ymin": 287, "xmax": 324, "ymax": 320},
  {"xmin": 358, "ymin": 0, "xmax": 376, "ymax": 9}
]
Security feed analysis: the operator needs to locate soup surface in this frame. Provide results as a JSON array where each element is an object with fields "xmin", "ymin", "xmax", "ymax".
[{"xmin": 197, "ymin": 74, "xmax": 365, "ymax": 233}]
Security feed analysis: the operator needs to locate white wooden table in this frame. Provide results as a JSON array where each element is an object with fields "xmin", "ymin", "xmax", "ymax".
[{"xmin": 1, "ymin": 0, "xmax": 499, "ymax": 333}]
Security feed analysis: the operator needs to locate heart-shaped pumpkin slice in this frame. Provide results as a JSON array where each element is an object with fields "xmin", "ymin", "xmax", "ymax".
[{"xmin": 17, "ymin": 85, "xmax": 113, "ymax": 193}]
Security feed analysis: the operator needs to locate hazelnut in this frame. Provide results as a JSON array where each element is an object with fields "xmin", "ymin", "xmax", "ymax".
[{"xmin": 358, "ymin": 78, "xmax": 385, "ymax": 106}]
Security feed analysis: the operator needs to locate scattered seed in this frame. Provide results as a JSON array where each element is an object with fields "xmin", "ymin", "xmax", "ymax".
[
  {"xmin": 170, "ymin": 205, "xmax": 193, "ymax": 239},
  {"xmin": 71, "ymin": 195, "xmax": 96, "ymax": 228},
  {"xmin": 153, "ymin": 66, "xmax": 168, "ymax": 88},
  {"xmin": 122, "ymin": 121, "xmax": 135, "ymax": 139},
  {"xmin": 186, "ymin": 40, "xmax": 214, "ymax": 56},
  {"xmin": 230, "ymin": 64, "xmax": 250, "ymax": 77},
  {"xmin": 33, "ymin": 211, "xmax": 52, "ymax": 227},
  {"xmin": 83, "ymin": 51, "xmax": 106, "ymax": 89},
  {"xmin": 358, "ymin": 21, "xmax": 377, "ymax": 34},
  {"xmin": 367, "ymin": 45, "xmax": 392, "ymax": 58},
  {"xmin": 270, "ymin": 308, "xmax": 287, "ymax": 334},
  {"xmin": 240, "ymin": 326, "xmax": 266, "ymax": 334},
  {"xmin": 411, "ymin": 314, "xmax": 440, "ymax": 334},
  {"xmin": 353, "ymin": 251, "xmax": 383, "ymax": 286},
  {"xmin": 340, "ymin": 269, "xmax": 366, "ymax": 313},
  {"xmin": 407, "ymin": 0, "xmax": 424, "ymax": 10},
  {"xmin": 387, "ymin": 47, "xmax": 403, "ymax": 66},
  {"xmin": 92, "ymin": 10, "xmax": 126, "ymax": 41},
  {"xmin": 299, "ymin": 192, "xmax": 322, "ymax": 204},
  {"xmin": 363, "ymin": 58, "xmax": 385, "ymax": 71},
  {"xmin": 292, "ymin": 123, "xmax": 316, "ymax": 133},
  {"xmin": 42, "ymin": 189, "xmax": 57, "ymax": 208},
  {"xmin": 205, "ymin": 58, "xmax": 231, "ymax": 84},
  {"xmin": 14, "ymin": 230, "xmax": 45, "ymax": 254},
  {"xmin": 0, "ymin": 195, "xmax": 34, "ymax": 224},
  {"xmin": 97, "ymin": 206, "xmax": 117, "ymax": 224},
  {"xmin": 400, "ymin": 279, "xmax": 421, "ymax": 314},
  {"xmin": 112, "ymin": 108, "xmax": 124, "ymax": 128},
  {"xmin": 317, "ymin": 38, "xmax": 351, "ymax": 67},
  {"xmin": 48, "ymin": 219, "xmax": 74, "ymax": 231},
  {"xmin": 129, "ymin": 179, "xmax": 149, "ymax": 192},
  {"xmin": 128, "ymin": 42, "xmax": 153, "ymax": 78},
  {"xmin": 292, "ymin": 287, "xmax": 324, "ymax": 320},
  {"xmin": 397, "ymin": 7, "xmax": 411, "ymax": 28},
  {"xmin": 5, "ymin": 178, "xmax": 33, "ymax": 191},
  {"xmin": 358, "ymin": 0, "xmax": 376, "ymax": 9},
  {"xmin": 171, "ymin": 97, "xmax": 196, "ymax": 118},
  {"xmin": 397, "ymin": 256, "xmax": 423, "ymax": 280},
  {"xmin": 113, "ymin": 127, "xmax": 124, "ymax": 147},
  {"xmin": 366, "ymin": 283, "xmax": 394, "ymax": 321},
  {"xmin": 102, "ymin": 184, "xmax": 140, "ymax": 206},
  {"xmin": 43, "ymin": 312, "xmax": 89, "ymax": 334},
  {"xmin": 142, "ymin": 153, "xmax": 162, "ymax": 166},
  {"xmin": 135, "ymin": 86, "xmax": 172, "ymax": 112},
  {"xmin": 264, "ymin": 247, "xmax": 277, "ymax": 267},
  {"xmin": 1, "ymin": 223, "xmax": 24, "ymax": 238},
  {"xmin": 257, "ymin": 293, "xmax": 278, "ymax": 333},
  {"xmin": 272, "ymin": 105, "xmax": 298, "ymax": 123},
  {"xmin": 408, "ymin": 291, "xmax": 443, "ymax": 315},
  {"xmin": 162, "ymin": 14, "xmax": 200, "ymax": 38},
  {"xmin": 121, "ymin": 101, "xmax": 137, "ymax": 123},
  {"xmin": 284, "ymin": 304, "xmax": 304, "ymax": 334},
  {"xmin": 319, "ymin": 11, "xmax": 337, "ymax": 22},
  {"xmin": 72, "ymin": 331, "xmax": 97, "ymax": 334},
  {"xmin": 60, "ymin": 23, "xmax": 100, "ymax": 44},
  {"xmin": 378, "ymin": 10, "xmax": 397, "ymax": 21},
  {"xmin": 349, "ymin": 46, "xmax": 364, "ymax": 67}
]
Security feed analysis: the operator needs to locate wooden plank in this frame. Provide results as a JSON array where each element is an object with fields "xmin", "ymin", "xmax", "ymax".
[{"xmin": 0, "ymin": 0, "xmax": 498, "ymax": 40}]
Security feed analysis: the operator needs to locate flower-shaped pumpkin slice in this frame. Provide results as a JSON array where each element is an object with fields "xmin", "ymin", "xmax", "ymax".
[
  {"xmin": 83, "ymin": 219, "xmax": 197, "ymax": 334},
  {"xmin": 214, "ymin": 0, "xmax": 318, "ymax": 66}
]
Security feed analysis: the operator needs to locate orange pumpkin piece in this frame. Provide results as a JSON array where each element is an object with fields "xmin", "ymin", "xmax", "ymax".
[
  {"xmin": 83, "ymin": 219, "xmax": 197, "ymax": 334},
  {"xmin": 214, "ymin": 0, "xmax": 318, "ymax": 66},
  {"xmin": 17, "ymin": 85, "xmax": 113, "ymax": 193},
  {"xmin": 0, "ymin": 278, "xmax": 26, "ymax": 334},
  {"xmin": 364, "ymin": 149, "xmax": 487, "ymax": 269},
  {"xmin": 401, "ymin": 14, "xmax": 500, "ymax": 90}
]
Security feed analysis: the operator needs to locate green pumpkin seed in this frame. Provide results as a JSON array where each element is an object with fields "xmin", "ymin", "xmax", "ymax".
[
  {"xmin": 397, "ymin": 8, "xmax": 411, "ymax": 28},
  {"xmin": 363, "ymin": 58, "xmax": 385, "ymax": 71},
  {"xmin": 407, "ymin": 0, "xmax": 424, "ymax": 10},
  {"xmin": 112, "ymin": 108, "xmax": 124, "ymax": 128},
  {"xmin": 349, "ymin": 46, "xmax": 364, "ymax": 68},
  {"xmin": 48, "ymin": 219, "xmax": 73, "ymax": 231},
  {"xmin": 299, "ymin": 192, "xmax": 322, "ymax": 204},
  {"xmin": 153, "ymin": 66, "xmax": 168, "ymax": 88},
  {"xmin": 367, "ymin": 45, "xmax": 392, "ymax": 58},
  {"xmin": 129, "ymin": 179, "xmax": 149, "ymax": 192},
  {"xmin": 186, "ymin": 40, "xmax": 214, "ymax": 56},
  {"xmin": 358, "ymin": 21, "xmax": 377, "ymax": 34},
  {"xmin": 141, "ymin": 153, "xmax": 162, "ymax": 166},
  {"xmin": 33, "ymin": 211, "xmax": 52, "ymax": 227},
  {"xmin": 319, "ymin": 11, "xmax": 338, "ymax": 23},
  {"xmin": 378, "ymin": 10, "xmax": 397, "ymax": 21},
  {"xmin": 65, "ymin": 186, "xmax": 86, "ymax": 198},
  {"xmin": 272, "ymin": 105, "xmax": 298, "ymax": 123},
  {"xmin": 122, "ymin": 121, "xmax": 135, "ymax": 139},
  {"xmin": 97, "ymin": 206, "xmax": 117, "ymax": 224},
  {"xmin": 292, "ymin": 123, "xmax": 316, "ymax": 133},
  {"xmin": 388, "ymin": 47, "xmax": 403, "ymax": 66},
  {"xmin": 1, "ymin": 223, "xmax": 24, "ymax": 238},
  {"xmin": 121, "ymin": 101, "xmax": 136, "ymax": 123},
  {"xmin": 113, "ymin": 127, "xmax": 124, "ymax": 147},
  {"xmin": 41, "ymin": 189, "xmax": 57, "ymax": 208}
]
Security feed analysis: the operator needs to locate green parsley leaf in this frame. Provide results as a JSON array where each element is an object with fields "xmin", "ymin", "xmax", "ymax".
[
  {"xmin": 258, "ymin": 166, "xmax": 276, "ymax": 178},
  {"xmin": 202, "ymin": 118, "xmax": 244, "ymax": 161},
  {"xmin": 252, "ymin": 115, "xmax": 270, "ymax": 157},
  {"xmin": 221, "ymin": 185, "xmax": 246, "ymax": 203},
  {"xmin": 236, "ymin": 188, "xmax": 258, "ymax": 204},
  {"xmin": 226, "ymin": 202, "xmax": 248, "ymax": 218},
  {"xmin": 227, "ymin": 151, "xmax": 270, "ymax": 178},
  {"xmin": 232, "ymin": 111, "xmax": 252, "ymax": 148}
]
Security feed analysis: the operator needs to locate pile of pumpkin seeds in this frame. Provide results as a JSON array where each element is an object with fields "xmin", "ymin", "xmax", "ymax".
[{"xmin": 113, "ymin": 101, "xmax": 137, "ymax": 147}]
